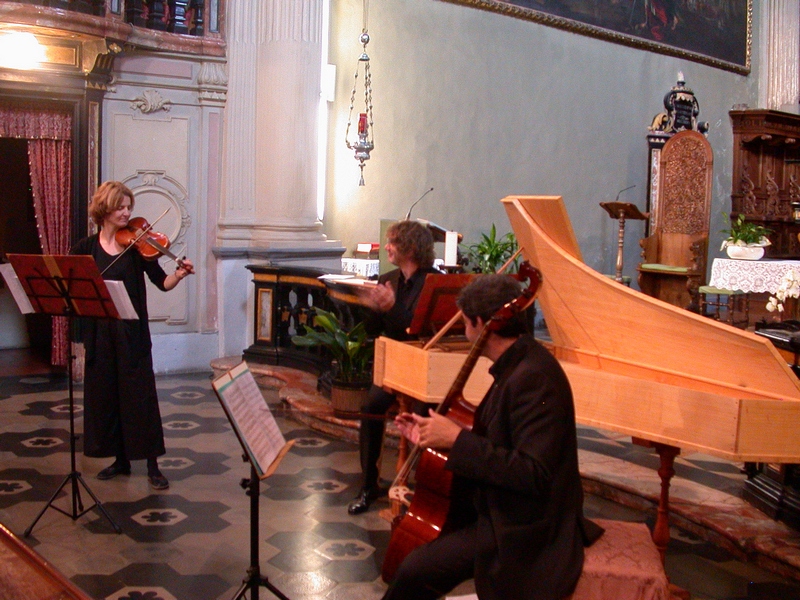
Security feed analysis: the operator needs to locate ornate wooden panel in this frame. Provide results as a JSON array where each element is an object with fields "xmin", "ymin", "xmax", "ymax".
[{"xmin": 730, "ymin": 109, "xmax": 800, "ymax": 257}]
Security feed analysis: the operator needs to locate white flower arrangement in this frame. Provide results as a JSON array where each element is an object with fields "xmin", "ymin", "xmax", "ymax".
[{"xmin": 767, "ymin": 269, "xmax": 800, "ymax": 313}]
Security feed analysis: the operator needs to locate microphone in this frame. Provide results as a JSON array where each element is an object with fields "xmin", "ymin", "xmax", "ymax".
[
  {"xmin": 405, "ymin": 187, "xmax": 434, "ymax": 220},
  {"xmin": 615, "ymin": 184, "xmax": 636, "ymax": 202}
]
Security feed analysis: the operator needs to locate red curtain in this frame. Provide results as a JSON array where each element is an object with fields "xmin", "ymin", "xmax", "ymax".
[
  {"xmin": 0, "ymin": 103, "xmax": 73, "ymax": 367},
  {"xmin": 28, "ymin": 139, "xmax": 73, "ymax": 366}
]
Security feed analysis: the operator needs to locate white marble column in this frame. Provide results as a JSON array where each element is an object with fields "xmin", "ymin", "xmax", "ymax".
[
  {"xmin": 216, "ymin": 0, "xmax": 342, "ymax": 359},
  {"xmin": 759, "ymin": 0, "xmax": 800, "ymax": 110},
  {"xmin": 219, "ymin": 0, "xmax": 330, "ymax": 247}
]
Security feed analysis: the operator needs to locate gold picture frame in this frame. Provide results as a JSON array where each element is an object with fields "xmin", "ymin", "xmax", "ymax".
[{"xmin": 441, "ymin": 0, "xmax": 752, "ymax": 74}]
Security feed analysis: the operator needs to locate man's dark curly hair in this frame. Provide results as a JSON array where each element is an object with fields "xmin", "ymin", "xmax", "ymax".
[
  {"xmin": 456, "ymin": 274, "xmax": 528, "ymax": 338},
  {"xmin": 386, "ymin": 220, "xmax": 435, "ymax": 268}
]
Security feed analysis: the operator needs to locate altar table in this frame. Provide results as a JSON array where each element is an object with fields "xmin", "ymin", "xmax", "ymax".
[{"xmin": 708, "ymin": 258, "xmax": 800, "ymax": 294}]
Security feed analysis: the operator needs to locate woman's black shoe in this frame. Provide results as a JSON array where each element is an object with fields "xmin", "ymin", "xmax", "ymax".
[
  {"xmin": 97, "ymin": 462, "xmax": 131, "ymax": 480},
  {"xmin": 148, "ymin": 473, "xmax": 170, "ymax": 490}
]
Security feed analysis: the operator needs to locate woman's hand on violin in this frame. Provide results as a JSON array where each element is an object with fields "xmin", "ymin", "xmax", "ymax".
[
  {"xmin": 176, "ymin": 259, "xmax": 194, "ymax": 278},
  {"xmin": 395, "ymin": 410, "xmax": 462, "ymax": 450},
  {"xmin": 165, "ymin": 259, "xmax": 194, "ymax": 290}
]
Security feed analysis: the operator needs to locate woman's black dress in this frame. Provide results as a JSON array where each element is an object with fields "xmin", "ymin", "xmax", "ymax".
[{"xmin": 72, "ymin": 235, "xmax": 168, "ymax": 460}]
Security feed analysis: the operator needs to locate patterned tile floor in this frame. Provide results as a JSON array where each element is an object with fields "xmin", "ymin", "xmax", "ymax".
[{"xmin": 2, "ymin": 369, "xmax": 800, "ymax": 599}]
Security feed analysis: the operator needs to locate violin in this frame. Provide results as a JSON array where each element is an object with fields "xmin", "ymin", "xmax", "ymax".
[{"xmin": 115, "ymin": 216, "xmax": 194, "ymax": 274}]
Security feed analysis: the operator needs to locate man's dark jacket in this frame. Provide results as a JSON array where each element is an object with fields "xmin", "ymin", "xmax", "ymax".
[{"xmin": 447, "ymin": 335, "xmax": 598, "ymax": 600}]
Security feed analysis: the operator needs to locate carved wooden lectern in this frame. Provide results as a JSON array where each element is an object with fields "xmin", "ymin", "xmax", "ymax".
[{"xmin": 599, "ymin": 201, "xmax": 649, "ymax": 284}]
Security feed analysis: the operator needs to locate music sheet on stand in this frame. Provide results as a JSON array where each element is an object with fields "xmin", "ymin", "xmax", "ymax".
[
  {"xmin": 213, "ymin": 362, "xmax": 286, "ymax": 479},
  {"xmin": 0, "ymin": 263, "xmax": 34, "ymax": 314}
]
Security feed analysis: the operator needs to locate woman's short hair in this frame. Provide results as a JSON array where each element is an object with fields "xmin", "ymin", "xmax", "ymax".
[
  {"xmin": 89, "ymin": 181, "xmax": 135, "ymax": 227},
  {"xmin": 386, "ymin": 220, "xmax": 435, "ymax": 268},
  {"xmin": 456, "ymin": 274, "xmax": 528, "ymax": 338}
]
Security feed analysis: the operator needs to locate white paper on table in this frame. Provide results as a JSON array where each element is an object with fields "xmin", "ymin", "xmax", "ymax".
[
  {"xmin": 0, "ymin": 263, "xmax": 34, "ymax": 314},
  {"xmin": 318, "ymin": 274, "xmax": 377, "ymax": 287}
]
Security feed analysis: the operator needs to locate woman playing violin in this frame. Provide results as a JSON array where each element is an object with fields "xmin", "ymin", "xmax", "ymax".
[{"xmin": 71, "ymin": 181, "xmax": 193, "ymax": 490}]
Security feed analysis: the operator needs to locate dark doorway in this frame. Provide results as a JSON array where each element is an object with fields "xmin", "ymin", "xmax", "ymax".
[{"xmin": 0, "ymin": 138, "xmax": 52, "ymax": 361}]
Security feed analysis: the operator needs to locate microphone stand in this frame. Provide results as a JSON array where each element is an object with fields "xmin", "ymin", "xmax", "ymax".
[{"xmin": 404, "ymin": 187, "xmax": 434, "ymax": 220}]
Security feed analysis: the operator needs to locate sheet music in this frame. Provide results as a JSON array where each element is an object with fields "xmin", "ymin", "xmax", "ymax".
[
  {"xmin": 317, "ymin": 274, "xmax": 377, "ymax": 287},
  {"xmin": 0, "ymin": 264, "xmax": 34, "ymax": 314},
  {"xmin": 213, "ymin": 362, "xmax": 287, "ymax": 479},
  {"xmin": 104, "ymin": 281, "xmax": 139, "ymax": 320}
]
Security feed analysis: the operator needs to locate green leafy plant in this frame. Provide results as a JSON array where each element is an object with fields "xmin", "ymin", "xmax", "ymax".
[
  {"xmin": 720, "ymin": 213, "xmax": 772, "ymax": 249},
  {"xmin": 465, "ymin": 224, "xmax": 519, "ymax": 273},
  {"xmin": 291, "ymin": 308, "xmax": 373, "ymax": 383}
]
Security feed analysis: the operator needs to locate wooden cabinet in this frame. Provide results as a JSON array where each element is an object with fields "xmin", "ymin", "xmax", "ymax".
[
  {"xmin": 244, "ymin": 265, "xmax": 369, "ymax": 374},
  {"xmin": 730, "ymin": 109, "xmax": 800, "ymax": 258}
]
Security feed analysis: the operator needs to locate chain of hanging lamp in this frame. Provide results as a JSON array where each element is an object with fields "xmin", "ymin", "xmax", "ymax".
[{"xmin": 344, "ymin": 0, "xmax": 374, "ymax": 186}]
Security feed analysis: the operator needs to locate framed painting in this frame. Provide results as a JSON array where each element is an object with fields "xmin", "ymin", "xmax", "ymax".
[
  {"xmin": 257, "ymin": 288, "xmax": 273, "ymax": 343},
  {"xmin": 442, "ymin": 0, "xmax": 752, "ymax": 74}
]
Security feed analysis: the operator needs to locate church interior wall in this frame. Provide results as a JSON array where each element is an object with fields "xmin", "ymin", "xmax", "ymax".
[
  {"xmin": 323, "ymin": 0, "xmax": 761, "ymax": 281},
  {"xmin": 0, "ymin": 2, "xmax": 765, "ymax": 370},
  {"xmin": 101, "ymin": 52, "xmax": 224, "ymax": 372}
]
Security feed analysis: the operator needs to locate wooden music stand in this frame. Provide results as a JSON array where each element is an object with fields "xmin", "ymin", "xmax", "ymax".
[
  {"xmin": 4, "ymin": 254, "xmax": 126, "ymax": 536},
  {"xmin": 407, "ymin": 273, "xmax": 478, "ymax": 339},
  {"xmin": 599, "ymin": 202, "xmax": 649, "ymax": 283}
]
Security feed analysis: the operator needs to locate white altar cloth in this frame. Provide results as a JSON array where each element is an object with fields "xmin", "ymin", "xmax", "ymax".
[{"xmin": 708, "ymin": 258, "xmax": 800, "ymax": 294}]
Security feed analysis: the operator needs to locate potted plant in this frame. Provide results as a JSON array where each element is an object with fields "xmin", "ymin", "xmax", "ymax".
[
  {"xmin": 464, "ymin": 224, "xmax": 519, "ymax": 273},
  {"xmin": 720, "ymin": 213, "xmax": 772, "ymax": 260},
  {"xmin": 291, "ymin": 308, "xmax": 373, "ymax": 413}
]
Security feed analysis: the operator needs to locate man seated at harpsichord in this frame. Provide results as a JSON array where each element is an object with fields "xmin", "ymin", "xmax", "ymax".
[
  {"xmin": 347, "ymin": 220, "xmax": 439, "ymax": 515},
  {"xmin": 382, "ymin": 274, "xmax": 602, "ymax": 600}
]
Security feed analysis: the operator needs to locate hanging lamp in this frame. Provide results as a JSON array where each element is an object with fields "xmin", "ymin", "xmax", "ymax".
[{"xmin": 344, "ymin": 0, "xmax": 374, "ymax": 186}]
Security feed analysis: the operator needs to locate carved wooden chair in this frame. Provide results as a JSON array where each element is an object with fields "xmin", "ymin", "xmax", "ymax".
[{"xmin": 638, "ymin": 130, "xmax": 713, "ymax": 311}]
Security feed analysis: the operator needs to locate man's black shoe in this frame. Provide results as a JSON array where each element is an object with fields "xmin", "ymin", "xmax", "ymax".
[
  {"xmin": 348, "ymin": 488, "xmax": 380, "ymax": 515},
  {"xmin": 97, "ymin": 462, "xmax": 131, "ymax": 480}
]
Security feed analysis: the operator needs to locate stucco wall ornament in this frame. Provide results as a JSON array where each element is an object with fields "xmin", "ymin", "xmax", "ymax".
[
  {"xmin": 198, "ymin": 61, "xmax": 228, "ymax": 104},
  {"xmin": 122, "ymin": 171, "xmax": 191, "ymax": 243},
  {"xmin": 131, "ymin": 89, "xmax": 173, "ymax": 114}
]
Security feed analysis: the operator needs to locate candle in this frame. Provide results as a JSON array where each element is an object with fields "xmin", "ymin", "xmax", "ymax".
[
  {"xmin": 358, "ymin": 113, "xmax": 368, "ymax": 135},
  {"xmin": 445, "ymin": 231, "xmax": 458, "ymax": 266}
]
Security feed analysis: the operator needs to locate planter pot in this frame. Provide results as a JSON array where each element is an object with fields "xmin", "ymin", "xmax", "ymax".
[
  {"xmin": 330, "ymin": 380, "xmax": 370, "ymax": 415},
  {"xmin": 726, "ymin": 245, "xmax": 765, "ymax": 260}
]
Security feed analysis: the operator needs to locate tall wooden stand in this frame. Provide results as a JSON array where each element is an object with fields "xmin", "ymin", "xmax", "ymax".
[{"xmin": 599, "ymin": 201, "xmax": 649, "ymax": 283}]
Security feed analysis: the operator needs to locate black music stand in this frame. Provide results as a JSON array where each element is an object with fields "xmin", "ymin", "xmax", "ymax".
[
  {"xmin": 231, "ymin": 462, "xmax": 291, "ymax": 600},
  {"xmin": 599, "ymin": 201, "xmax": 649, "ymax": 283},
  {"xmin": 213, "ymin": 363, "xmax": 294, "ymax": 600},
  {"xmin": 4, "ymin": 254, "xmax": 124, "ymax": 536}
]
